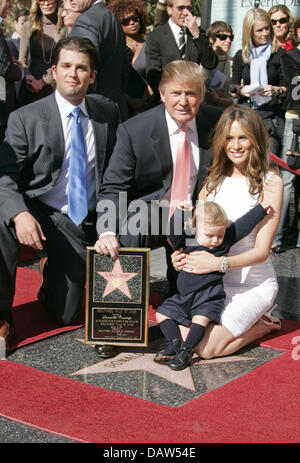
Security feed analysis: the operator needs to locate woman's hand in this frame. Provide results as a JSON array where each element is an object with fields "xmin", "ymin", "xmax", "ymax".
[
  {"xmin": 171, "ymin": 249, "xmax": 186, "ymax": 272},
  {"xmin": 183, "ymin": 250, "xmax": 221, "ymax": 274}
]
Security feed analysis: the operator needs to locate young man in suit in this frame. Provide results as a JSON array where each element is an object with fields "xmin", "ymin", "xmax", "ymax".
[
  {"xmin": 0, "ymin": 0, "xmax": 23, "ymax": 142},
  {"xmin": 146, "ymin": 0, "xmax": 218, "ymax": 100},
  {"xmin": 0, "ymin": 36, "xmax": 120, "ymax": 352},
  {"xmin": 94, "ymin": 60, "xmax": 220, "ymax": 358},
  {"xmin": 70, "ymin": 0, "xmax": 128, "ymax": 120}
]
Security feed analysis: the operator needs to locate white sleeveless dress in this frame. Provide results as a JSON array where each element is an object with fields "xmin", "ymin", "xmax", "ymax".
[{"xmin": 207, "ymin": 174, "xmax": 278, "ymax": 337}]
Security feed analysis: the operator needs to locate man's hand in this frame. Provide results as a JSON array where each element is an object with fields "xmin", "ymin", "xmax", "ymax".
[
  {"xmin": 183, "ymin": 9, "xmax": 200, "ymax": 38},
  {"xmin": 94, "ymin": 234, "xmax": 120, "ymax": 259},
  {"xmin": 25, "ymin": 76, "xmax": 45, "ymax": 93},
  {"xmin": 14, "ymin": 211, "xmax": 46, "ymax": 250}
]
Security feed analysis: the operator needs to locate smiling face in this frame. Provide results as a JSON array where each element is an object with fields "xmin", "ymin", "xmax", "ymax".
[
  {"xmin": 252, "ymin": 19, "xmax": 271, "ymax": 46},
  {"xmin": 270, "ymin": 10, "xmax": 289, "ymax": 41},
  {"xmin": 52, "ymin": 48, "xmax": 97, "ymax": 105},
  {"xmin": 160, "ymin": 79, "xmax": 203, "ymax": 124},
  {"xmin": 224, "ymin": 120, "xmax": 253, "ymax": 175}
]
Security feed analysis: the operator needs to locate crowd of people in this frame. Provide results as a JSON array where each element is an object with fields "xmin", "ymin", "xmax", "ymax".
[{"xmin": 0, "ymin": 0, "xmax": 298, "ymax": 366}]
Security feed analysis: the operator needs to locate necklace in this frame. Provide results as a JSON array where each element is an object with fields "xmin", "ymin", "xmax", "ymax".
[{"xmin": 41, "ymin": 31, "xmax": 57, "ymax": 64}]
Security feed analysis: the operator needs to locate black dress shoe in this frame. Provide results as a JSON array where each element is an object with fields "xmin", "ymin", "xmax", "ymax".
[
  {"xmin": 154, "ymin": 338, "xmax": 181, "ymax": 364},
  {"xmin": 95, "ymin": 345, "xmax": 119, "ymax": 358},
  {"xmin": 168, "ymin": 346, "xmax": 193, "ymax": 371}
]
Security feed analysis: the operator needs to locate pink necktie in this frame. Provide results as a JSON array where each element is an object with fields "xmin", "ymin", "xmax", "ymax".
[{"xmin": 169, "ymin": 125, "xmax": 191, "ymax": 217}]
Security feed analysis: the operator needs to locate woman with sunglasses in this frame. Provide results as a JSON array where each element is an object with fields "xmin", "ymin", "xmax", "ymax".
[
  {"xmin": 18, "ymin": 0, "xmax": 68, "ymax": 107},
  {"xmin": 232, "ymin": 8, "xmax": 286, "ymax": 157},
  {"xmin": 108, "ymin": 0, "xmax": 154, "ymax": 116},
  {"xmin": 269, "ymin": 4, "xmax": 294, "ymax": 51},
  {"xmin": 201, "ymin": 21, "xmax": 234, "ymax": 108}
]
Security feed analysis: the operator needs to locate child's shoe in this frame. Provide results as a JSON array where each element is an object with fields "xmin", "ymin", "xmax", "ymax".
[
  {"xmin": 168, "ymin": 346, "xmax": 193, "ymax": 370},
  {"xmin": 154, "ymin": 338, "xmax": 181, "ymax": 364}
]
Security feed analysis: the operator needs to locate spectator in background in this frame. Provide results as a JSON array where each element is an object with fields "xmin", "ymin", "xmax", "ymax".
[
  {"xmin": 62, "ymin": 0, "xmax": 79, "ymax": 29},
  {"xmin": 5, "ymin": 8, "xmax": 28, "ymax": 101},
  {"xmin": 70, "ymin": 0, "xmax": 129, "ymax": 121},
  {"xmin": 232, "ymin": 7, "xmax": 286, "ymax": 157},
  {"xmin": 269, "ymin": 4, "xmax": 294, "ymax": 51},
  {"xmin": 6, "ymin": 9, "xmax": 29, "ymax": 59},
  {"xmin": 108, "ymin": 0, "xmax": 154, "ymax": 116},
  {"xmin": 0, "ymin": 0, "xmax": 23, "ymax": 142},
  {"xmin": 202, "ymin": 21, "xmax": 234, "ymax": 109},
  {"xmin": 145, "ymin": 0, "xmax": 218, "ymax": 103},
  {"xmin": 272, "ymin": 16, "xmax": 300, "ymax": 253},
  {"xmin": 18, "ymin": 0, "xmax": 68, "ymax": 107}
]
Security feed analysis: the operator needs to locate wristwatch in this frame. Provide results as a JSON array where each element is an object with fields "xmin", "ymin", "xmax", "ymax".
[{"xmin": 220, "ymin": 256, "xmax": 228, "ymax": 273}]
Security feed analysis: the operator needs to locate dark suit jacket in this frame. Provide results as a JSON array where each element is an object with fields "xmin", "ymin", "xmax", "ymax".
[
  {"xmin": 0, "ymin": 28, "xmax": 22, "ymax": 127},
  {"xmin": 0, "ymin": 92, "xmax": 119, "ymax": 226},
  {"xmin": 97, "ymin": 103, "xmax": 216, "ymax": 236},
  {"xmin": 70, "ymin": 2, "xmax": 128, "ymax": 121},
  {"xmin": 146, "ymin": 22, "xmax": 218, "ymax": 93}
]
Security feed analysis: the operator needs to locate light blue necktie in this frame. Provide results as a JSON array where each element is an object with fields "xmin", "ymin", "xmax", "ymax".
[{"xmin": 68, "ymin": 106, "xmax": 88, "ymax": 226}]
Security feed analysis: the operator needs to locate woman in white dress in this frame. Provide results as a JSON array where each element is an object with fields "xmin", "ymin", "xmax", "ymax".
[{"xmin": 172, "ymin": 104, "xmax": 283, "ymax": 359}]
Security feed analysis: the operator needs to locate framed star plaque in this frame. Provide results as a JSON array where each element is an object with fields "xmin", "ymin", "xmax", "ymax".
[{"xmin": 85, "ymin": 247, "xmax": 151, "ymax": 347}]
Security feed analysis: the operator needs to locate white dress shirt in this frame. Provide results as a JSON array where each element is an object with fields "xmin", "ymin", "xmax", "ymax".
[
  {"xmin": 168, "ymin": 18, "xmax": 186, "ymax": 49},
  {"xmin": 38, "ymin": 90, "xmax": 96, "ymax": 214}
]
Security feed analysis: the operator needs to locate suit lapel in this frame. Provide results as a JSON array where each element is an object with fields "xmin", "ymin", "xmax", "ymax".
[
  {"xmin": 40, "ymin": 94, "xmax": 65, "ymax": 182},
  {"xmin": 150, "ymin": 105, "xmax": 174, "ymax": 192},
  {"xmin": 165, "ymin": 23, "xmax": 181, "ymax": 60},
  {"xmin": 185, "ymin": 32, "xmax": 193, "ymax": 61},
  {"xmin": 85, "ymin": 96, "xmax": 108, "ymax": 193}
]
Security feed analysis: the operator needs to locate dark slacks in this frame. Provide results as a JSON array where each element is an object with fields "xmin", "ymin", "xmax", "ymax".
[{"xmin": 0, "ymin": 198, "xmax": 97, "ymax": 326}]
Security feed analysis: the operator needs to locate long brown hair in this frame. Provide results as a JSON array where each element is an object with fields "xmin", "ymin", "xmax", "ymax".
[
  {"xmin": 30, "ymin": 0, "xmax": 63, "ymax": 39},
  {"xmin": 205, "ymin": 105, "xmax": 270, "ymax": 200},
  {"xmin": 269, "ymin": 4, "xmax": 294, "ymax": 50}
]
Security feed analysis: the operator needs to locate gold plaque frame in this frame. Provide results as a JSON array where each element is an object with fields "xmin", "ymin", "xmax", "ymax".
[{"xmin": 85, "ymin": 247, "xmax": 150, "ymax": 347}]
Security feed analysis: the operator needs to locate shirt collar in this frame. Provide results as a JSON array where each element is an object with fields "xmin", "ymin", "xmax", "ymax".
[
  {"xmin": 165, "ymin": 109, "xmax": 196, "ymax": 135},
  {"xmin": 168, "ymin": 18, "xmax": 183, "ymax": 37},
  {"xmin": 55, "ymin": 90, "xmax": 88, "ymax": 119}
]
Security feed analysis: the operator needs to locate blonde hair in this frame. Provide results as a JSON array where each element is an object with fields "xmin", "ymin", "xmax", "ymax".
[
  {"xmin": 205, "ymin": 105, "xmax": 270, "ymax": 200},
  {"xmin": 159, "ymin": 60, "xmax": 205, "ymax": 97},
  {"xmin": 30, "ymin": 0, "xmax": 63, "ymax": 39},
  {"xmin": 242, "ymin": 8, "xmax": 276, "ymax": 63},
  {"xmin": 192, "ymin": 201, "xmax": 227, "ymax": 230},
  {"xmin": 269, "ymin": 4, "xmax": 294, "ymax": 51}
]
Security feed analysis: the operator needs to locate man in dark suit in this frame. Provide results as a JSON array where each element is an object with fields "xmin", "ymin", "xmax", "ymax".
[
  {"xmin": 94, "ymin": 60, "xmax": 220, "ymax": 357},
  {"xmin": 0, "ymin": 0, "xmax": 23, "ymax": 142},
  {"xmin": 70, "ymin": 0, "xmax": 128, "ymax": 120},
  {"xmin": 0, "ymin": 36, "xmax": 119, "ymax": 350},
  {"xmin": 146, "ymin": 0, "xmax": 218, "ymax": 100}
]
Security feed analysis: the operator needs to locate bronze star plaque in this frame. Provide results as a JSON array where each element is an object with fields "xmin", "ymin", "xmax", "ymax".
[{"xmin": 85, "ymin": 247, "xmax": 150, "ymax": 347}]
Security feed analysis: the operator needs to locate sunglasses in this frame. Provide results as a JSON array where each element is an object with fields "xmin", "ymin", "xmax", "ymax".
[
  {"xmin": 38, "ymin": 0, "xmax": 57, "ymax": 4},
  {"xmin": 271, "ymin": 17, "xmax": 289, "ymax": 25},
  {"xmin": 174, "ymin": 6, "xmax": 193, "ymax": 12},
  {"xmin": 216, "ymin": 33, "xmax": 234, "ymax": 41},
  {"xmin": 121, "ymin": 14, "xmax": 140, "ymax": 26}
]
